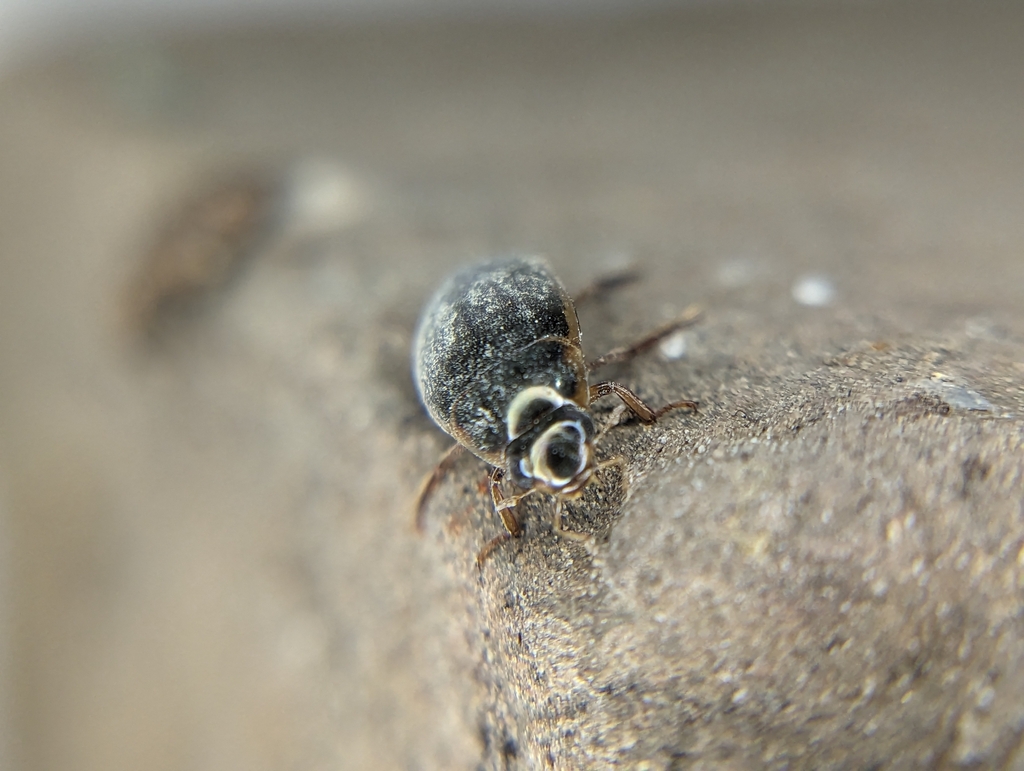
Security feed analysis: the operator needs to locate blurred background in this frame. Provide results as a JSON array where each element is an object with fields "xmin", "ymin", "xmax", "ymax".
[
  {"xmin": 2, "ymin": 0, "xmax": 1023, "ymax": 769},
  {"xmin": 0, "ymin": 0, "xmax": 688, "ymax": 74}
]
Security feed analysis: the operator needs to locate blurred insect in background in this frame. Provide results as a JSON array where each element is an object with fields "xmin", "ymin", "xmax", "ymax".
[
  {"xmin": 413, "ymin": 255, "xmax": 700, "ymax": 561},
  {"xmin": 123, "ymin": 171, "xmax": 274, "ymax": 339}
]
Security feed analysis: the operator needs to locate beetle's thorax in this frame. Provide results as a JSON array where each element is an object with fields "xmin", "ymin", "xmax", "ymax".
[{"xmin": 505, "ymin": 386, "xmax": 596, "ymax": 495}]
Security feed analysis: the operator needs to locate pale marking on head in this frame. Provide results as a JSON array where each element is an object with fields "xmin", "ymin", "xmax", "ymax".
[{"xmin": 506, "ymin": 385, "xmax": 569, "ymax": 440}]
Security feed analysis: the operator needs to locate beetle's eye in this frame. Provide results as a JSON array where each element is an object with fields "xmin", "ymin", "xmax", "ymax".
[{"xmin": 545, "ymin": 436, "xmax": 581, "ymax": 482}]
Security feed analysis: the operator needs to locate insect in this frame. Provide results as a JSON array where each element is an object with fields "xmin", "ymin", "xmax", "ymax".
[
  {"xmin": 413, "ymin": 256, "xmax": 699, "ymax": 557},
  {"xmin": 124, "ymin": 171, "xmax": 274, "ymax": 340}
]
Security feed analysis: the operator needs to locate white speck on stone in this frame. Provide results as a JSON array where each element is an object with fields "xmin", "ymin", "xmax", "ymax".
[
  {"xmin": 658, "ymin": 330, "xmax": 689, "ymax": 360},
  {"xmin": 283, "ymin": 158, "xmax": 369, "ymax": 234},
  {"xmin": 792, "ymin": 274, "xmax": 836, "ymax": 307},
  {"xmin": 915, "ymin": 376, "xmax": 993, "ymax": 412},
  {"xmin": 732, "ymin": 688, "xmax": 749, "ymax": 705}
]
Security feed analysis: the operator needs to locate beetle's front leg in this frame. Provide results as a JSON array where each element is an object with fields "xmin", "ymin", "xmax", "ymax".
[
  {"xmin": 476, "ymin": 467, "xmax": 540, "ymax": 568},
  {"xmin": 489, "ymin": 466, "xmax": 538, "ymax": 538},
  {"xmin": 589, "ymin": 381, "xmax": 698, "ymax": 424},
  {"xmin": 552, "ymin": 499, "xmax": 590, "ymax": 541}
]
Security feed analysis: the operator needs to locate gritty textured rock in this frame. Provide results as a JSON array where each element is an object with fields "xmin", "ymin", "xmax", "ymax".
[{"xmin": 2, "ymin": 3, "xmax": 1024, "ymax": 770}]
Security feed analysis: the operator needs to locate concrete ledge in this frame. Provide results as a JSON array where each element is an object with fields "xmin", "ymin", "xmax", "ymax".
[{"xmin": 2, "ymin": 3, "xmax": 1023, "ymax": 768}]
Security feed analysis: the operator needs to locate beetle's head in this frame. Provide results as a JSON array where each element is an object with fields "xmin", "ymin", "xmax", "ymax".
[{"xmin": 505, "ymin": 387, "xmax": 596, "ymax": 496}]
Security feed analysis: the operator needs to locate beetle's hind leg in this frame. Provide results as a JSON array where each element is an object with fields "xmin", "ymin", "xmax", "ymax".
[
  {"xmin": 587, "ymin": 304, "xmax": 703, "ymax": 371},
  {"xmin": 414, "ymin": 443, "xmax": 466, "ymax": 532},
  {"xmin": 589, "ymin": 381, "xmax": 698, "ymax": 424},
  {"xmin": 572, "ymin": 265, "xmax": 642, "ymax": 305}
]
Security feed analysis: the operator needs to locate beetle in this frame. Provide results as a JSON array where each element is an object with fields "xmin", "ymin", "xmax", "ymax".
[{"xmin": 413, "ymin": 255, "xmax": 698, "ymax": 554}]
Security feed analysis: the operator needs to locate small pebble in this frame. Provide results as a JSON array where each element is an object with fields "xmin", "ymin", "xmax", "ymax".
[
  {"xmin": 283, "ymin": 159, "xmax": 368, "ymax": 234},
  {"xmin": 658, "ymin": 330, "xmax": 688, "ymax": 360},
  {"xmin": 917, "ymin": 375, "xmax": 993, "ymax": 412},
  {"xmin": 792, "ymin": 274, "xmax": 836, "ymax": 307}
]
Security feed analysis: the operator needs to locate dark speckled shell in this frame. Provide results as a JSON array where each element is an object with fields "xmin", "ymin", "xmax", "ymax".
[{"xmin": 413, "ymin": 256, "xmax": 589, "ymax": 464}]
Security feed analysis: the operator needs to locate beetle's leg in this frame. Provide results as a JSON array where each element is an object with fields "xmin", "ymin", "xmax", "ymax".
[
  {"xmin": 476, "ymin": 533, "xmax": 510, "ymax": 569},
  {"xmin": 596, "ymin": 454, "xmax": 627, "ymax": 476},
  {"xmin": 489, "ymin": 466, "xmax": 539, "ymax": 538},
  {"xmin": 476, "ymin": 469, "xmax": 540, "ymax": 568},
  {"xmin": 596, "ymin": 454, "xmax": 631, "ymax": 507},
  {"xmin": 593, "ymin": 454, "xmax": 629, "ymax": 499},
  {"xmin": 595, "ymin": 404, "xmax": 628, "ymax": 439},
  {"xmin": 552, "ymin": 499, "xmax": 590, "ymax": 541},
  {"xmin": 589, "ymin": 381, "xmax": 698, "ymax": 424},
  {"xmin": 551, "ymin": 457, "xmax": 627, "ymax": 542},
  {"xmin": 587, "ymin": 304, "xmax": 703, "ymax": 371},
  {"xmin": 572, "ymin": 265, "xmax": 642, "ymax": 305},
  {"xmin": 414, "ymin": 443, "xmax": 467, "ymax": 532}
]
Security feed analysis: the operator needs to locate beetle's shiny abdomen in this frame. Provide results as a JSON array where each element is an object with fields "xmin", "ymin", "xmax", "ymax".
[{"xmin": 413, "ymin": 257, "xmax": 588, "ymax": 463}]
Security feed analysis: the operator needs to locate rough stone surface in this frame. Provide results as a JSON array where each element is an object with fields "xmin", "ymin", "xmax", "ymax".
[{"xmin": 1, "ymin": 3, "xmax": 1023, "ymax": 770}]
